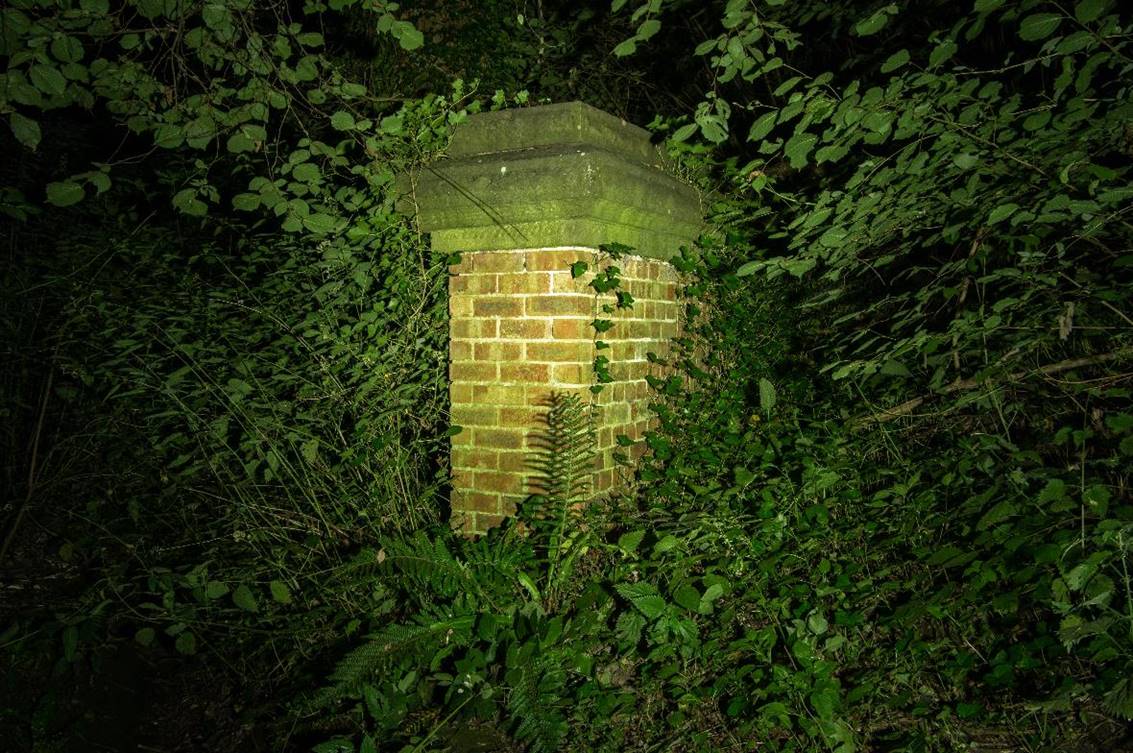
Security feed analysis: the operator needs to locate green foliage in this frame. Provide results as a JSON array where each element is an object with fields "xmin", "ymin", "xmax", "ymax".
[{"xmin": 4, "ymin": 1, "xmax": 1131, "ymax": 751}]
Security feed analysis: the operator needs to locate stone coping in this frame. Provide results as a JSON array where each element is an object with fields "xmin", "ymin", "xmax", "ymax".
[{"xmin": 401, "ymin": 102, "xmax": 703, "ymax": 261}]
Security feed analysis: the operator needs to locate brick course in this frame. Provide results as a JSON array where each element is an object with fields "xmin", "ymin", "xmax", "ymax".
[{"xmin": 449, "ymin": 247, "xmax": 683, "ymax": 534}]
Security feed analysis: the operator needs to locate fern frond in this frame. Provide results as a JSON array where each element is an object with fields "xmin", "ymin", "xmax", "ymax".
[
  {"xmin": 314, "ymin": 614, "xmax": 476, "ymax": 707},
  {"xmin": 381, "ymin": 530, "xmax": 474, "ymax": 599},
  {"xmin": 508, "ymin": 652, "xmax": 568, "ymax": 753},
  {"xmin": 525, "ymin": 392, "xmax": 598, "ymax": 599}
]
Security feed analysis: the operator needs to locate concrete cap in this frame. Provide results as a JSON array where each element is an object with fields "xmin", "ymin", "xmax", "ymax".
[{"xmin": 402, "ymin": 102, "xmax": 702, "ymax": 260}]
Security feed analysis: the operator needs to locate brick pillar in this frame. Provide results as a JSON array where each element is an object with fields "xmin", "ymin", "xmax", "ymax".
[{"xmin": 403, "ymin": 102, "xmax": 701, "ymax": 534}]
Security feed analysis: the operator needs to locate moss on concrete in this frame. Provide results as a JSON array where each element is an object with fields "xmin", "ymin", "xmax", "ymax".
[{"xmin": 402, "ymin": 102, "xmax": 702, "ymax": 260}]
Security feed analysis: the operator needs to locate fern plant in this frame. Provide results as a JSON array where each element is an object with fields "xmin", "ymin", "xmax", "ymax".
[
  {"xmin": 524, "ymin": 391, "xmax": 599, "ymax": 608},
  {"xmin": 308, "ymin": 392, "xmax": 609, "ymax": 752}
]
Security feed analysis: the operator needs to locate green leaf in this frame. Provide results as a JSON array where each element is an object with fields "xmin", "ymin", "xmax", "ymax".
[
  {"xmin": 697, "ymin": 114, "xmax": 728, "ymax": 143},
  {"xmin": 571, "ymin": 260, "xmax": 589, "ymax": 278},
  {"xmin": 29, "ymin": 64, "xmax": 67, "ymax": 96},
  {"xmin": 747, "ymin": 112, "xmax": 778, "ymax": 142},
  {"xmin": 232, "ymin": 584, "xmax": 259, "ymax": 612},
  {"xmin": 784, "ymin": 133, "xmax": 817, "ymax": 168},
  {"xmin": 810, "ymin": 684, "xmax": 839, "ymax": 720},
  {"xmin": 1019, "ymin": 13, "xmax": 1062, "ymax": 41},
  {"xmin": 974, "ymin": 0, "xmax": 1004, "ymax": 12},
  {"xmin": 301, "ymin": 439, "xmax": 318, "ymax": 463},
  {"xmin": 952, "ymin": 153, "xmax": 978, "ymax": 169},
  {"xmin": 1038, "ymin": 478, "xmax": 1066, "ymax": 504},
  {"xmin": 1064, "ymin": 563, "xmax": 1093, "ymax": 591},
  {"xmin": 88, "ymin": 172, "xmax": 111, "ymax": 194},
  {"xmin": 1075, "ymin": 0, "xmax": 1109, "ymax": 23},
  {"xmin": 174, "ymin": 631, "xmax": 197, "ymax": 655},
  {"xmin": 672, "ymin": 584, "xmax": 701, "ymax": 611},
  {"xmin": 392, "ymin": 20, "xmax": 424, "ymax": 51},
  {"xmin": 205, "ymin": 581, "xmax": 229, "ymax": 599},
  {"xmin": 819, "ymin": 227, "xmax": 848, "ymax": 248},
  {"xmin": 9, "ymin": 113, "xmax": 41, "ymax": 150},
  {"xmin": 654, "ymin": 534, "xmax": 680, "ymax": 554},
  {"xmin": 330, "ymin": 111, "xmax": 355, "ymax": 131},
  {"xmin": 269, "ymin": 580, "xmax": 293, "ymax": 604},
  {"xmin": 134, "ymin": 627, "xmax": 156, "ymax": 647},
  {"xmin": 232, "ymin": 193, "xmax": 260, "ymax": 211},
  {"xmin": 46, "ymin": 181, "xmax": 84, "ymax": 207},
  {"xmin": 928, "ymin": 39, "xmax": 958, "ymax": 68},
  {"xmin": 880, "ymin": 49, "xmax": 909, "ymax": 73},
  {"xmin": 173, "ymin": 188, "xmax": 207, "ymax": 216},
  {"xmin": 154, "ymin": 124, "xmax": 184, "ymax": 149},
  {"xmin": 616, "ymin": 582, "xmax": 666, "ymax": 619},
  {"xmin": 292, "ymin": 162, "xmax": 320, "ymax": 183},
  {"xmin": 226, "ymin": 131, "xmax": 255, "ymax": 153},
  {"xmin": 637, "ymin": 19, "xmax": 661, "ymax": 40},
  {"xmin": 759, "ymin": 377, "xmax": 777, "ymax": 415},
  {"xmin": 671, "ymin": 122, "xmax": 698, "ymax": 142},
  {"xmin": 617, "ymin": 529, "xmax": 645, "ymax": 554},
  {"xmin": 854, "ymin": 10, "xmax": 891, "ymax": 36},
  {"xmin": 303, "ymin": 213, "xmax": 337, "ymax": 234},
  {"xmin": 613, "ymin": 38, "xmax": 637, "ymax": 57},
  {"xmin": 988, "ymin": 203, "xmax": 1018, "ymax": 224},
  {"xmin": 50, "ymin": 36, "xmax": 84, "ymax": 63},
  {"xmin": 735, "ymin": 260, "xmax": 762, "ymax": 277},
  {"xmin": 977, "ymin": 501, "xmax": 1017, "ymax": 529},
  {"xmin": 700, "ymin": 583, "xmax": 724, "ymax": 610},
  {"xmin": 808, "ymin": 612, "xmax": 829, "ymax": 635}
]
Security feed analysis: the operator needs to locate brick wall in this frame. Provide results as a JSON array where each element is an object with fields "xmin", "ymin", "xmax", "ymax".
[{"xmin": 448, "ymin": 247, "xmax": 682, "ymax": 534}]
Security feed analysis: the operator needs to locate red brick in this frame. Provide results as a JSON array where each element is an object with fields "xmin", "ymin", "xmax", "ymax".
[
  {"xmin": 452, "ymin": 448, "xmax": 498, "ymax": 470},
  {"xmin": 450, "ymin": 362, "xmax": 497, "ymax": 382},
  {"xmin": 551, "ymin": 272, "xmax": 592, "ymax": 293},
  {"xmin": 500, "ymin": 496, "xmax": 524, "ymax": 516},
  {"xmin": 450, "ymin": 426, "xmax": 474, "ymax": 447},
  {"xmin": 476, "ymin": 472, "xmax": 524, "ymax": 494},
  {"xmin": 451, "ymin": 405, "xmax": 497, "ymax": 426},
  {"xmin": 500, "ymin": 363, "xmax": 550, "ymax": 383},
  {"xmin": 500, "ymin": 407, "xmax": 542, "ymax": 425},
  {"xmin": 450, "ymin": 275, "xmax": 497, "ymax": 294},
  {"xmin": 497, "ymin": 451, "xmax": 529, "ymax": 473},
  {"xmin": 466, "ymin": 492, "xmax": 501, "ymax": 513},
  {"xmin": 477, "ymin": 428, "xmax": 525, "ymax": 449},
  {"xmin": 525, "ymin": 386, "xmax": 591, "ymax": 407},
  {"xmin": 525, "ymin": 295, "xmax": 592, "ymax": 317},
  {"xmin": 526, "ymin": 341, "xmax": 590, "ymax": 362},
  {"xmin": 526, "ymin": 249, "xmax": 594, "ymax": 271},
  {"xmin": 551, "ymin": 363, "xmax": 591, "ymax": 385},
  {"xmin": 474, "ymin": 341, "xmax": 522, "ymax": 361},
  {"xmin": 472, "ymin": 384, "xmax": 526, "ymax": 405},
  {"xmin": 470, "ymin": 252, "xmax": 525, "ymax": 273},
  {"xmin": 551, "ymin": 318, "xmax": 589, "ymax": 340},
  {"xmin": 474, "ymin": 513, "xmax": 506, "ymax": 533},
  {"xmin": 500, "ymin": 319, "xmax": 549, "ymax": 339},
  {"xmin": 450, "ymin": 340, "xmax": 473, "ymax": 361},
  {"xmin": 449, "ymin": 294, "xmax": 474, "ymax": 317},
  {"xmin": 474, "ymin": 297, "xmax": 525, "ymax": 317},
  {"xmin": 497, "ymin": 272, "xmax": 550, "ymax": 294}
]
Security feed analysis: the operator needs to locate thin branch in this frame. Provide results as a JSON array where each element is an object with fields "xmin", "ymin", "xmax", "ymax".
[{"xmin": 852, "ymin": 347, "xmax": 1133, "ymax": 428}]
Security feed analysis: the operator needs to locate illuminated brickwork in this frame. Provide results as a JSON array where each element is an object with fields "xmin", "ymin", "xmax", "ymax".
[{"xmin": 447, "ymin": 247, "xmax": 681, "ymax": 533}]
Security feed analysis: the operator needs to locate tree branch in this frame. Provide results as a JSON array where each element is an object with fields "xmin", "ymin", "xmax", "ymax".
[{"xmin": 852, "ymin": 347, "xmax": 1133, "ymax": 429}]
